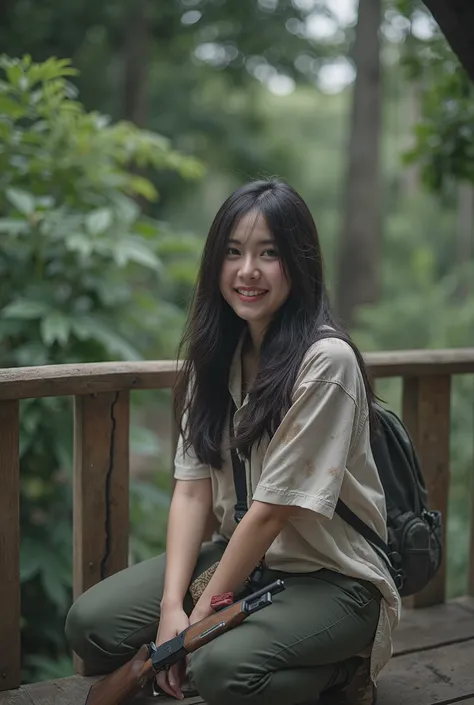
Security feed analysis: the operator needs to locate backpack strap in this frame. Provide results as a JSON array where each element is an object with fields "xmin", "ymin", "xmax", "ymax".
[
  {"xmin": 229, "ymin": 399, "xmax": 248, "ymax": 524},
  {"xmin": 335, "ymin": 499, "xmax": 404, "ymax": 588}
]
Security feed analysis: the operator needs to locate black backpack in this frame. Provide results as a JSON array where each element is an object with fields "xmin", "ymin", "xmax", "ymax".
[{"xmin": 336, "ymin": 402, "xmax": 443, "ymax": 596}]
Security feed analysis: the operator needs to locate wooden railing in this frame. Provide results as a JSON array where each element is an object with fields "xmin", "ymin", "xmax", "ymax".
[{"xmin": 1, "ymin": 348, "xmax": 474, "ymax": 691}]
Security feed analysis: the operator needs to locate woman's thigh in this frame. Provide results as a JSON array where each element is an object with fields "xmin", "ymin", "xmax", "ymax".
[
  {"xmin": 65, "ymin": 540, "xmax": 226, "ymax": 673},
  {"xmin": 188, "ymin": 569, "xmax": 381, "ymax": 705}
]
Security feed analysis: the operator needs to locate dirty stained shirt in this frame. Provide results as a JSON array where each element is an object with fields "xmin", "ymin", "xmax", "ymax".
[{"xmin": 174, "ymin": 336, "xmax": 402, "ymax": 681}]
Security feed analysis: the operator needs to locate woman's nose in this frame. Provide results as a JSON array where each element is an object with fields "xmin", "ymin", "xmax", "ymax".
[{"xmin": 239, "ymin": 256, "xmax": 260, "ymax": 279}]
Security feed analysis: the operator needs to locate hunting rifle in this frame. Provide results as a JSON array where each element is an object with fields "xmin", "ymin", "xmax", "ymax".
[{"xmin": 84, "ymin": 579, "xmax": 285, "ymax": 705}]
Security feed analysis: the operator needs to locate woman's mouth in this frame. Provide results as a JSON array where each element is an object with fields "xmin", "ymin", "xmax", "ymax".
[{"xmin": 234, "ymin": 288, "xmax": 268, "ymax": 303}]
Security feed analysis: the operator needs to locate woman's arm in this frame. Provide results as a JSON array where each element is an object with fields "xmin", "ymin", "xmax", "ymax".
[
  {"xmin": 190, "ymin": 499, "xmax": 293, "ymax": 622},
  {"xmin": 160, "ymin": 478, "xmax": 213, "ymax": 610}
]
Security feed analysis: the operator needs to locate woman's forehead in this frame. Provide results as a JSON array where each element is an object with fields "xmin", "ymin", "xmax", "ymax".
[{"xmin": 231, "ymin": 210, "xmax": 274, "ymax": 244}]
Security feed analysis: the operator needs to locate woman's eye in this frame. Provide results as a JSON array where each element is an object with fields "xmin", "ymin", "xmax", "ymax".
[
  {"xmin": 262, "ymin": 249, "xmax": 279, "ymax": 257},
  {"xmin": 226, "ymin": 247, "xmax": 240, "ymax": 256}
]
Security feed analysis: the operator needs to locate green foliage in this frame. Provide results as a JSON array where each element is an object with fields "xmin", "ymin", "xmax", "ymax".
[
  {"xmin": 394, "ymin": 4, "xmax": 474, "ymax": 193},
  {"xmin": 0, "ymin": 55, "xmax": 203, "ymax": 683},
  {"xmin": 404, "ymin": 63, "xmax": 474, "ymax": 193}
]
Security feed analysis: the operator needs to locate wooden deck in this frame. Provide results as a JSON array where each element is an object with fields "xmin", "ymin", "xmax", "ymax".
[{"xmin": 1, "ymin": 596, "xmax": 473, "ymax": 705}]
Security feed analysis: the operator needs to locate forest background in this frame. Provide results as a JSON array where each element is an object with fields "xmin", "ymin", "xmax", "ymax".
[{"xmin": 1, "ymin": 0, "xmax": 473, "ymax": 684}]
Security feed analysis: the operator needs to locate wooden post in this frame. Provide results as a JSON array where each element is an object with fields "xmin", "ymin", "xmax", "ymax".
[
  {"xmin": 402, "ymin": 375, "xmax": 451, "ymax": 607},
  {"xmin": 468, "ymin": 446, "xmax": 474, "ymax": 596},
  {"xmin": 0, "ymin": 400, "xmax": 21, "ymax": 691},
  {"xmin": 73, "ymin": 391, "xmax": 130, "ymax": 673}
]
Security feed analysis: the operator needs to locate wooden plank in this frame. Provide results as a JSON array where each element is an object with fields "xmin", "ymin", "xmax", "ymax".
[
  {"xmin": 73, "ymin": 391, "xmax": 130, "ymax": 598},
  {"xmin": 393, "ymin": 598, "xmax": 474, "ymax": 655},
  {"xmin": 0, "ymin": 691, "xmax": 32, "ymax": 705},
  {"xmin": 366, "ymin": 347, "xmax": 474, "ymax": 378},
  {"xmin": 456, "ymin": 595, "xmax": 474, "ymax": 613},
  {"xmin": 0, "ymin": 677, "xmax": 204, "ymax": 705},
  {"xmin": 377, "ymin": 638, "xmax": 474, "ymax": 705},
  {"xmin": 469, "ymin": 458, "xmax": 474, "ymax": 596},
  {"xmin": 0, "ymin": 349, "xmax": 473, "ymax": 400},
  {"xmin": 0, "ymin": 400, "xmax": 21, "ymax": 692},
  {"xmin": 402, "ymin": 376, "xmax": 451, "ymax": 607},
  {"xmin": 0, "ymin": 360, "xmax": 181, "ymax": 400},
  {"xmin": 21, "ymin": 675, "xmax": 98, "ymax": 705}
]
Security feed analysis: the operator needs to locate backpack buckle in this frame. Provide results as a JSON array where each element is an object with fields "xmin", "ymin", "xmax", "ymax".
[
  {"xmin": 234, "ymin": 509, "xmax": 246, "ymax": 524},
  {"xmin": 394, "ymin": 569, "xmax": 405, "ymax": 590}
]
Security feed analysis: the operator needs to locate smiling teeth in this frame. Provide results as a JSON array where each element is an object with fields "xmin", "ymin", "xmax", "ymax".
[{"xmin": 237, "ymin": 290, "xmax": 265, "ymax": 297}]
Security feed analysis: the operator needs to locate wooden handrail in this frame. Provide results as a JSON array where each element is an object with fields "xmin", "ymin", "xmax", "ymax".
[
  {"xmin": 1, "ymin": 347, "xmax": 474, "ymax": 691},
  {"xmin": 0, "ymin": 348, "xmax": 473, "ymax": 400}
]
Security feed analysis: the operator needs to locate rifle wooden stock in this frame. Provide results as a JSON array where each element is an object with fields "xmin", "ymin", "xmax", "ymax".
[{"xmin": 85, "ymin": 644, "xmax": 153, "ymax": 705}]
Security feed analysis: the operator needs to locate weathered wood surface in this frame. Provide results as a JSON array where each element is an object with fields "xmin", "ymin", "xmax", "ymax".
[
  {"xmin": 469, "ymin": 471, "xmax": 474, "ymax": 596},
  {"xmin": 0, "ymin": 348, "xmax": 473, "ymax": 400},
  {"xmin": 402, "ymin": 375, "xmax": 451, "ymax": 608},
  {"xmin": 0, "ymin": 400, "xmax": 21, "ymax": 691},
  {"xmin": 73, "ymin": 392, "xmax": 130, "ymax": 598},
  {"xmin": 393, "ymin": 596, "xmax": 474, "ymax": 655},
  {"xmin": 422, "ymin": 0, "xmax": 474, "ymax": 83},
  {"xmin": 1, "ymin": 599, "xmax": 474, "ymax": 704}
]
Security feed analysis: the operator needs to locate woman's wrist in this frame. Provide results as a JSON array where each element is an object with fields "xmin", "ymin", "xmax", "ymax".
[
  {"xmin": 160, "ymin": 594, "xmax": 185, "ymax": 613},
  {"xmin": 190, "ymin": 600, "xmax": 213, "ymax": 624}
]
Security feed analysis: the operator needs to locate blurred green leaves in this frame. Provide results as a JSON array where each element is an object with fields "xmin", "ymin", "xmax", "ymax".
[{"xmin": 0, "ymin": 54, "xmax": 204, "ymax": 683}]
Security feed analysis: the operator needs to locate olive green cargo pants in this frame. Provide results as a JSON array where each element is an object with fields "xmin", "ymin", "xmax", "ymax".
[{"xmin": 65, "ymin": 540, "xmax": 381, "ymax": 705}]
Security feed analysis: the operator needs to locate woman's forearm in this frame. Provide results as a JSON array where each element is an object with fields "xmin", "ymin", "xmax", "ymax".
[
  {"xmin": 161, "ymin": 478, "xmax": 212, "ymax": 610},
  {"xmin": 191, "ymin": 500, "xmax": 293, "ymax": 619}
]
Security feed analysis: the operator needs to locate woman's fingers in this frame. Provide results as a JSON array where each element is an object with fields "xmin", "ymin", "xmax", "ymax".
[
  {"xmin": 155, "ymin": 669, "xmax": 177, "ymax": 699},
  {"xmin": 168, "ymin": 662, "xmax": 185, "ymax": 699},
  {"xmin": 155, "ymin": 663, "xmax": 185, "ymax": 700}
]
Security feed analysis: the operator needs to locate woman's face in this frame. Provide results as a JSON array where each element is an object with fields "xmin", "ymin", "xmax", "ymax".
[{"xmin": 219, "ymin": 210, "xmax": 291, "ymax": 342}]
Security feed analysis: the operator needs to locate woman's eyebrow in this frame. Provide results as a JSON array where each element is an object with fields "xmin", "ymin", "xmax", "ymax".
[{"xmin": 228, "ymin": 237, "xmax": 275, "ymax": 245}]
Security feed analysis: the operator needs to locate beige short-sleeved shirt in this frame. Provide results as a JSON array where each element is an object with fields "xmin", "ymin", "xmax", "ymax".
[{"xmin": 174, "ymin": 335, "xmax": 402, "ymax": 681}]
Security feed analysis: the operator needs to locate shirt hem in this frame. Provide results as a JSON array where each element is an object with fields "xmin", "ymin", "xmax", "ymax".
[{"xmin": 253, "ymin": 484, "xmax": 336, "ymax": 519}]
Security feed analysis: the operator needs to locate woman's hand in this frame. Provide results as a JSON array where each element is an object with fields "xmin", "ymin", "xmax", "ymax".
[
  {"xmin": 155, "ymin": 606, "xmax": 190, "ymax": 700},
  {"xmin": 189, "ymin": 602, "xmax": 214, "ymax": 626}
]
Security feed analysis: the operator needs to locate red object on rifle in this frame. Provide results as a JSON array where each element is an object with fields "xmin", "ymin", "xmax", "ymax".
[{"xmin": 210, "ymin": 591, "xmax": 234, "ymax": 611}]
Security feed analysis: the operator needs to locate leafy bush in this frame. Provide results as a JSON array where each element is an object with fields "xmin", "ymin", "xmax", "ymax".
[{"xmin": 0, "ymin": 55, "xmax": 203, "ymax": 682}]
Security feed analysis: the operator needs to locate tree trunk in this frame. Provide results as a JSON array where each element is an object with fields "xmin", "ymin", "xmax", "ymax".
[
  {"xmin": 401, "ymin": 79, "xmax": 421, "ymax": 197},
  {"xmin": 456, "ymin": 182, "xmax": 474, "ymax": 298},
  {"xmin": 123, "ymin": 0, "xmax": 150, "ymax": 126},
  {"xmin": 335, "ymin": 0, "xmax": 382, "ymax": 328}
]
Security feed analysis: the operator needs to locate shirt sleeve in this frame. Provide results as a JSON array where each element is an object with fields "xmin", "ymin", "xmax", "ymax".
[
  {"xmin": 252, "ymin": 377, "xmax": 359, "ymax": 519},
  {"xmin": 173, "ymin": 404, "xmax": 211, "ymax": 480},
  {"xmin": 173, "ymin": 434, "xmax": 211, "ymax": 480}
]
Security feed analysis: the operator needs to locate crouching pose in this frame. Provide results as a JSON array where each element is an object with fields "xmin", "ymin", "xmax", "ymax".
[{"xmin": 66, "ymin": 178, "xmax": 401, "ymax": 705}]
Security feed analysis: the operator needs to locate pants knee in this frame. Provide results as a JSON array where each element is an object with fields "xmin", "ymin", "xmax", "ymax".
[
  {"xmin": 188, "ymin": 642, "xmax": 266, "ymax": 705},
  {"xmin": 65, "ymin": 596, "xmax": 90, "ymax": 659},
  {"xmin": 65, "ymin": 593, "xmax": 123, "ymax": 674}
]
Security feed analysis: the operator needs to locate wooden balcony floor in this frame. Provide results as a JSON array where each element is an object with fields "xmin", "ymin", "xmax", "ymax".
[{"xmin": 2, "ymin": 597, "xmax": 474, "ymax": 705}]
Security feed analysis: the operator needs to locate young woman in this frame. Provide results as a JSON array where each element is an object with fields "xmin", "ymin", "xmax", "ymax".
[{"xmin": 66, "ymin": 178, "xmax": 401, "ymax": 705}]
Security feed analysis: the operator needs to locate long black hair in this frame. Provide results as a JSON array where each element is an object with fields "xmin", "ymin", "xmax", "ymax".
[{"xmin": 174, "ymin": 178, "xmax": 377, "ymax": 468}]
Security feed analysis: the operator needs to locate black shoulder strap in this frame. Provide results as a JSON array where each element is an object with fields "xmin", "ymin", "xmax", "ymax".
[
  {"xmin": 335, "ymin": 499, "xmax": 404, "ymax": 588},
  {"xmin": 229, "ymin": 399, "xmax": 248, "ymax": 523},
  {"xmin": 335, "ymin": 499, "xmax": 389, "ymax": 556}
]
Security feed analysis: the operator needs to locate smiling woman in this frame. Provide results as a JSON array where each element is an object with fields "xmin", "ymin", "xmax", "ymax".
[
  {"xmin": 65, "ymin": 178, "xmax": 401, "ymax": 705},
  {"xmin": 220, "ymin": 210, "xmax": 291, "ymax": 349}
]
